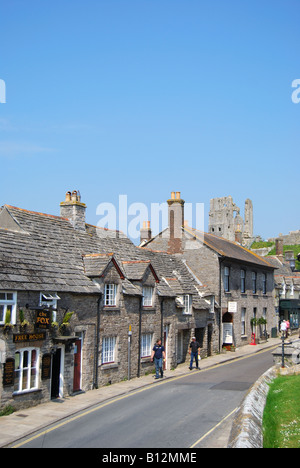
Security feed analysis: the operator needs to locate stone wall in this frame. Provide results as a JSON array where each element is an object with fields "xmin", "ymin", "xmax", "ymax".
[{"xmin": 228, "ymin": 367, "xmax": 277, "ymax": 448}]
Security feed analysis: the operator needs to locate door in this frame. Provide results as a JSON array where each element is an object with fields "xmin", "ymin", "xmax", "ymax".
[
  {"xmin": 51, "ymin": 348, "xmax": 61, "ymax": 399},
  {"xmin": 73, "ymin": 339, "xmax": 82, "ymax": 392},
  {"xmin": 163, "ymin": 326, "xmax": 169, "ymax": 370}
]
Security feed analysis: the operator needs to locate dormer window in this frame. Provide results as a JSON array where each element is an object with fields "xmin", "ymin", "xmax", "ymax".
[
  {"xmin": 104, "ymin": 284, "xmax": 117, "ymax": 306},
  {"xmin": 143, "ymin": 286, "xmax": 154, "ymax": 307}
]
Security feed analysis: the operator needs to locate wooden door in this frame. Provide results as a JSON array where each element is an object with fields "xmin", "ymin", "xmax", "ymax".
[{"xmin": 73, "ymin": 339, "xmax": 82, "ymax": 392}]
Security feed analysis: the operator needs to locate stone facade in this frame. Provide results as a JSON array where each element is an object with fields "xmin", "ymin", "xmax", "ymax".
[
  {"xmin": 0, "ymin": 193, "xmax": 212, "ymax": 411},
  {"xmin": 141, "ymin": 192, "xmax": 277, "ymax": 351}
]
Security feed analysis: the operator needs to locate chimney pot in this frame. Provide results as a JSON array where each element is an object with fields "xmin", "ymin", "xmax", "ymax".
[
  {"xmin": 60, "ymin": 190, "xmax": 86, "ymax": 231},
  {"xmin": 171, "ymin": 192, "xmax": 175, "ymax": 200},
  {"xmin": 140, "ymin": 220, "xmax": 152, "ymax": 244},
  {"xmin": 176, "ymin": 191, "xmax": 181, "ymax": 200},
  {"xmin": 65, "ymin": 191, "xmax": 71, "ymax": 202}
]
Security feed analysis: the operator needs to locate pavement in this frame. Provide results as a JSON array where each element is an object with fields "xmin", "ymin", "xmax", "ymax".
[{"xmin": 0, "ymin": 336, "xmax": 291, "ymax": 448}]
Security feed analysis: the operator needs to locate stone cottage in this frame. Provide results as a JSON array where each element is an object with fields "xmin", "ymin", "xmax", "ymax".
[
  {"xmin": 140, "ymin": 192, "xmax": 277, "ymax": 350},
  {"xmin": 0, "ymin": 191, "xmax": 213, "ymax": 411}
]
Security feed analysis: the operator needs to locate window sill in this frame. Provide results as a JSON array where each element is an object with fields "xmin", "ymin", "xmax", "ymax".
[
  {"xmin": 141, "ymin": 356, "xmax": 151, "ymax": 362},
  {"xmin": 13, "ymin": 388, "xmax": 42, "ymax": 396},
  {"xmin": 103, "ymin": 307, "xmax": 120, "ymax": 312},
  {"xmin": 101, "ymin": 362, "xmax": 119, "ymax": 370}
]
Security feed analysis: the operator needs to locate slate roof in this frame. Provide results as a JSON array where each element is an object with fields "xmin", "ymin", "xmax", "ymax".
[
  {"xmin": 193, "ymin": 229, "xmax": 276, "ymax": 269},
  {"xmin": 0, "ymin": 204, "xmax": 209, "ymax": 309},
  {"xmin": 266, "ymin": 256, "xmax": 300, "ymax": 289},
  {"xmin": 142, "ymin": 225, "xmax": 275, "ymax": 270}
]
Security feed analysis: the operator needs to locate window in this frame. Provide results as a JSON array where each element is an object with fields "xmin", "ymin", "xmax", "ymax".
[
  {"xmin": 0, "ymin": 291, "xmax": 17, "ymax": 325},
  {"xmin": 252, "ymin": 272, "xmax": 257, "ymax": 294},
  {"xmin": 263, "ymin": 308, "xmax": 267, "ymax": 320},
  {"xmin": 102, "ymin": 336, "xmax": 116, "ymax": 364},
  {"xmin": 241, "ymin": 270, "xmax": 246, "ymax": 293},
  {"xmin": 262, "ymin": 273, "xmax": 267, "ymax": 295},
  {"xmin": 40, "ymin": 292, "xmax": 60, "ymax": 321},
  {"xmin": 143, "ymin": 287, "xmax": 154, "ymax": 307},
  {"xmin": 241, "ymin": 308, "xmax": 246, "ymax": 335},
  {"xmin": 104, "ymin": 284, "xmax": 117, "ymax": 306},
  {"xmin": 224, "ymin": 267, "xmax": 230, "ymax": 292},
  {"xmin": 141, "ymin": 333, "xmax": 153, "ymax": 357},
  {"xmin": 183, "ymin": 295, "xmax": 192, "ymax": 315},
  {"xmin": 14, "ymin": 348, "xmax": 39, "ymax": 394}
]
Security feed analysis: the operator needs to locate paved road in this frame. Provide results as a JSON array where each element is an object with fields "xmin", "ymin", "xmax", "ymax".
[{"xmin": 16, "ymin": 348, "xmax": 274, "ymax": 448}]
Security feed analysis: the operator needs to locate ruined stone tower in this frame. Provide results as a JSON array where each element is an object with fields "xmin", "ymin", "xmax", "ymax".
[{"xmin": 208, "ymin": 196, "xmax": 254, "ymax": 247}]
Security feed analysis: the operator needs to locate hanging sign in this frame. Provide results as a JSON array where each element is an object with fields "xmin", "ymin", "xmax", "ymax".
[{"xmin": 35, "ymin": 310, "xmax": 51, "ymax": 329}]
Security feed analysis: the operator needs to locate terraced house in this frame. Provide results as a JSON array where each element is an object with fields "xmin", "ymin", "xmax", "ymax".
[
  {"xmin": 0, "ymin": 191, "xmax": 215, "ymax": 411},
  {"xmin": 141, "ymin": 192, "xmax": 277, "ymax": 350}
]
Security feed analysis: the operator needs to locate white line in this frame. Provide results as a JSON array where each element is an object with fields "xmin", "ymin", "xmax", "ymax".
[{"xmin": 190, "ymin": 407, "xmax": 238, "ymax": 448}]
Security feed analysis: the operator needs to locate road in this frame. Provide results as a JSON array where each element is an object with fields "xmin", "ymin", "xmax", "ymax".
[{"xmin": 15, "ymin": 348, "xmax": 274, "ymax": 448}]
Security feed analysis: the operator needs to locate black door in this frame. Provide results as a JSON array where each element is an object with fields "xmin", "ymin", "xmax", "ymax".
[{"xmin": 51, "ymin": 348, "xmax": 61, "ymax": 399}]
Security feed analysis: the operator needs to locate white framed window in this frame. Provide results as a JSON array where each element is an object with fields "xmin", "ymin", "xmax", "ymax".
[
  {"xmin": 224, "ymin": 267, "xmax": 230, "ymax": 292},
  {"xmin": 14, "ymin": 348, "xmax": 39, "ymax": 394},
  {"xmin": 241, "ymin": 308, "xmax": 246, "ymax": 335},
  {"xmin": 143, "ymin": 286, "xmax": 154, "ymax": 307},
  {"xmin": 141, "ymin": 333, "xmax": 153, "ymax": 357},
  {"xmin": 39, "ymin": 292, "xmax": 60, "ymax": 321},
  {"xmin": 183, "ymin": 294, "xmax": 192, "ymax": 315},
  {"xmin": 0, "ymin": 291, "xmax": 17, "ymax": 325},
  {"xmin": 104, "ymin": 284, "xmax": 117, "ymax": 306},
  {"xmin": 102, "ymin": 336, "xmax": 116, "ymax": 364}
]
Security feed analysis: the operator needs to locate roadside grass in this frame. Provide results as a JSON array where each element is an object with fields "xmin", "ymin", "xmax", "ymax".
[{"xmin": 263, "ymin": 374, "xmax": 300, "ymax": 448}]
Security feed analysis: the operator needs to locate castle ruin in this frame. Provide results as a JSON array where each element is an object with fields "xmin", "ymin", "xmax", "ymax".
[{"xmin": 208, "ymin": 196, "xmax": 254, "ymax": 247}]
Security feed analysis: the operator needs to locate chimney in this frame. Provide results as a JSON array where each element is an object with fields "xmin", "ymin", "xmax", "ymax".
[
  {"xmin": 235, "ymin": 229, "xmax": 242, "ymax": 244},
  {"xmin": 140, "ymin": 221, "xmax": 152, "ymax": 244},
  {"xmin": 275, "ymin": 237, "xmax": 284, "ymax": 261},
  {"xmin": 60, "ymin": 190, "xmax": 86, "ymax": 232},
  {"xmin": 167, "ymin": 191, "xmax": 185, "ymax": 254}
]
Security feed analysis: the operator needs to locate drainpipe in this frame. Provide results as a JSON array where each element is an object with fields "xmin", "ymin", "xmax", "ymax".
[
  {"xmin": 160, "ymin": 297, "xmax": 164, "ymax": 341},
  {"xmin": 94, "ymin": 293, "xmax": 102, "ymax": 389},
  {"xmin": 218, "ymin": 257, "xmax": 225, "ymax": 354},
  {"xmin": 137, "ymin": 295, "xmax": 143, "ymax": 378}
]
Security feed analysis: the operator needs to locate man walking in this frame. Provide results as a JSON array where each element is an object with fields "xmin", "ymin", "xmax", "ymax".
[
  {"xmin": 189, "ymin": 336, "xmax": 200, "ymax": 370},
  {"xmin": 151, "ymin": 339, "xmax": 166, "ymax": 379}
]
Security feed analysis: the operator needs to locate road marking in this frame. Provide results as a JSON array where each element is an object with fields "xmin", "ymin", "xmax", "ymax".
[
  {"xmin": 11, "ymin": 346, "xmax": 276, "ymax": 448},
  {"xmin": 189, "ymin": 407, "xmax": 238, "ymax": 448}
]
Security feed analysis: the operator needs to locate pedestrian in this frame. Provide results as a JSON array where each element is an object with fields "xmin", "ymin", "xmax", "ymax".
[
  {"xmin": 286, "ymin": 319, "xmax": 290, "ymax": 338},
  {"xmin": 280, "ymin": 320, "xmax": 287, "ymax": 337},
  {"xmin": 189, "ymin": 336, "xmax": 201, "ymax": 370},
  {"xmin": 151, "ymin": 339, "xmax": 165, "ymax": 379}
]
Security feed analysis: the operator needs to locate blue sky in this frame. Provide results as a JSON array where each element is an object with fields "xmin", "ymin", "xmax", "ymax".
[{"xmin": 0, "ymin": 0, "xmax": 299, "ymax": 243}]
